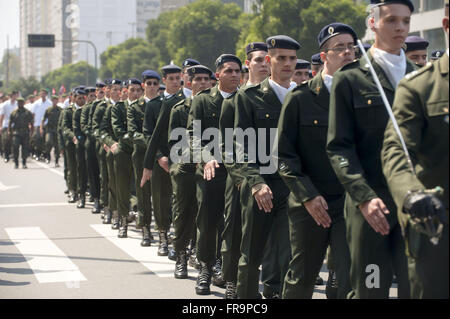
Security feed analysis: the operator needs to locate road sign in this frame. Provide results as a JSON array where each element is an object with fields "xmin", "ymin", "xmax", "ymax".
[{"xmin": 28, "ymin": 34, "xmax": 55, "ymax": 48}]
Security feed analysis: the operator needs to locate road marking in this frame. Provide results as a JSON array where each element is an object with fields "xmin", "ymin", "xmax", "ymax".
[
  {"xmin": 0, "ymin": 203, "xmax": 71, "ymax": 209},
  {"xmin": 91, "ymin": 224, "xmax": 198, "ymax": 278},
  {"xmin": 0, "ymin": 181, "xmax": 20, "ymax": 192},
  {"xmin": 33, "ymin": 160, "xmax": 64, "ymax": 177},
  {"xmin": 5, "ymin": 227, "xmax": 87, "ymax": 284}
]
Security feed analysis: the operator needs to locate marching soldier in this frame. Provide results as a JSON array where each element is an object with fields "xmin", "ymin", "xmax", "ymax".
[
  {"xmin": 276, "ymin": 23, "xmax": 356, "ymax": 299},
  {"xmin": 57, "ymin": 96, "xmax": 69, "ymax": 194},
  {"xmin": 0, "ymin": 91, "xmax": 18, "ymax": 163},
  {"xmin": 311, "ymin": 53, "xmax": 324, "ymax": 77},
  {"xmin": 405, "ymin": 35, "xmax": 429, "ymax": 67},
  {"xmin": 326, "ymin": 0, "xmax": 416, "ymax": 298},
  {"xmin": 291, "ymin": 59, "xmax": 311, "ymax": 85},
  {"xmin": 8, "ymin": 97, "xmax": 33, "ymax": 169},
  {"xmin": 41, "ymin": 95, "xmax": 61, "ymax": 167},
  {"xmin": 381, "ymin": 0, "xmax": 449, "ymax": 299},
  {"xmin": 181, "ymin": 58, "xmax": 201, "ymax": 98}
]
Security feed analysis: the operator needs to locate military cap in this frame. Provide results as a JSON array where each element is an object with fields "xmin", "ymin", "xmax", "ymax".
[
  {"xmin": 16, "ymin": 97, "xmax": 25, "ymax": 102},
  {"xmin": 142, "ymin": 70, "xmax": 161, "ymax": 81},
  {"xmin": 211, "ymin": 74, "xmax": 217, "ymax": 81},
  {"xmin": 127, "ymin": 78, "xmax": 142, "ymax": 86},
  {"xmin": 431, "ymin": 50, "xmax": 445, "ymax": 60},
  {"xmin": 186, "ymin": 65, "xmax": 213, "ymax": 77},
  {"xmin": 85, "ymin": 87, "xmax": 96, "ymax": 93},
  {"xmin": 26, "ymin": 95, "xmax": 34, "ymax": 100},
  {"xmin": 266, "ymin": 35, "xmax": 300, "ymax": 51},
  {"xmin": 215, "ymin": 54, "xmax": 242, "ymax": 69},
  {"xmin": 405, "ymin": 36, "xmax": 429, "ymax": 52},
  {"xmin": 110, "ymin": 79, "xmax": 122, "ymax": 86},
  {"xmin": 311, "ymin": 53, "xmax": 323, "ymax": 65},
  {"xmin": 104, "ymin": 78, "xmax": 112, "ymax": 85},
  {"xmin": 72, "ymin": 86, "xmax": 86, "ymax": 93},
  {"xmin": 362, "ymin": 43, "xmax": 372, "ymax": 51},
  {"xmin": 182, "ymin": 58, "xmax": 200, "ymax": 69},
  {"xmin": 242, "ymin": 65, "xmax": 249, "ymax": 73},
  {"xmin": 246, "ymin": 42, "xmax": 268, "ymax": 55},
  {"xmin": 318, "ymin": 23, "xmax": 357, "ymax": 48},
  {"xmin": 296, "ymin": 59, "xmax": 310, "ymax": 70},
  {"xmin": 161, "ymin": 65, "xmax": 182, "ymax": 76},
  {"xmin": 96, "ymin": 81, "xmax": 106, "ymax": 88},
  {"xmin": 74, "ymin": 88, "xmax": 87, "ymax": 96},
  {"xmin": 51, "ymin": 95, "xmax": 59, "ymax": 99},
  {"xmin": 159, "ymin": 84, "xmax": 166, "ymax": 90},
  {"xmin": 369, "ymin": 0, "xmax": 414, "ymax": 12}
]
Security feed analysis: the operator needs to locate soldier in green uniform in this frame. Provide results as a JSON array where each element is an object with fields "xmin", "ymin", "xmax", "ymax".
[
  {"xmin": 57, "ymin": 93, "xmax": 71, "ymax": 195},
  {"xmin": 141, "ymin": 65, "xmax": 184, "ymax": 256},
  {"xmin": 40, "ymin": 95, "xmax": 61, "ymax": 167},
  {"xmin": 168, "ymin": 65, "xmax": 212, "ymax": 279},
  {"xmin": 72, "ymin": 88, "xmax": 89, "ymax": 209},
  {"xmin": 311, "ymin": 53, "xmax": 324, "ymax": 77},
  {"xmin": 181, "ymin": 59, "xmax": 201, "ymax": 99},
  {"xmin": 219, "ymin": 42, "xmax": 270, "ymax": 299},
  {"xmin": 404, "ymin": 36, "xmax": 429, "ymax": 67},
  {"xmin": 8, "ymin": 97, "xmax": 33, "ymax": 169},
  {"xmin": 326, "ymin": 0, "xmax": 416, "ymax": 298},
  {"xmin": 276, "ymin": 23, "xmax": 357, "ymax": 299},
  {"xmin": 185, "ymin": 54, "xmax": 241, "ymax": 295},
  {"xmin": 291, "ymin": 59, "xmax": 311, "ymax": 86},
  {"xmin": 381, "ymin": 1, "xmax": 449, "ymax": 299}
]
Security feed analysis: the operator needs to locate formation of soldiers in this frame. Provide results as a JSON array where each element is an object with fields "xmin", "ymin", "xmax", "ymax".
[{"xmin": 0, "ymin": 0, "xmax": 448, "ymax": 299}]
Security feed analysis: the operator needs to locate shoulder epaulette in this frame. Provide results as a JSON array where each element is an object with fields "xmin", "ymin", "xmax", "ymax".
[
  {"xmin": 405, "ymin": 62, "xmax": 434, "ymax": 81},
  {"xmin": 197, "ymin": 88, "xmax": 211, "ymax": 96},
  {"xmin": 341, "ymin": 60, "xmax": 359, "ymax": 71},
  {"xmin": 243, "ymin": 83, "xmax": 260, "ymax": 92}
]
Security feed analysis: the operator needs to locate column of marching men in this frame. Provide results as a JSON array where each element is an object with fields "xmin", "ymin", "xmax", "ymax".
[{"xmin": 0, "ymin": 0, "xmax": 448, "ymax": 299}]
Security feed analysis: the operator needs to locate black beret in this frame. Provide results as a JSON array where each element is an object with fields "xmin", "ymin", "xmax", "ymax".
[
  {"xmin": 111, "ymin": 79, "xmax": 122, "ymax": 86},
  {"xmin": 318, "ymin": 23, "xmax": 357, "ymax": 48},
  {"xmin": 159, "ymin": 84, "xmax": 166, "ymax": 90},
  {"xmin": 186, "ymin": 65, "xmax": 213, "ymax": 77},
  {"xmin": 104, "ymin": 79, "xmax": 112, "ymax": 85},
  {"xmin": 242, "ymin": 65, "xmax": 249, "ymax": 73},
  {"xmin": 72, "ymin": 86, "xmax": 86, "ymax": 93},
  {"xmin": 127, "ymin": 78, "xmax": 142, "ymax": 86},
  {"xmin": 211, "ymin": 74, "xmax": 217, "ymax": 81},
  {"xmin": 182, "ymin": 58, "xmax": 200, "ymax": 69},
  {"xmin": 96, "ymin": 81, "xmax": 106, "ymax": 88},
  {"xmin": 405, "ymin": 36, "xmax": 429, "ymax": 52},
  {"xmin": 142, "ymin": 70, "xmax": 161, "ymax": 81},
  {"xmin": 246, "ymin": 42, "xmax": 268, "ymax": 55},
  {"xmin": 296, "ymin": 59, "xmax": 310, "ymax": 70},
  {"xmin": 370, "ymin": 0, "xmax": 414, "ymax": 12},
  {"xmin": 85, "ymin": 87, "xmax": 96, "ymax": 93},
  {"xmin": 215, "ymin": 54, "xmax": 242, "ymax": 69},
  {"xmin": 74, "ymin": 88, "xmax": 87, "ymax": 96},
  {"xmin": 311, "ymin": 53, "xmax": 323, "ymax": 65},
  {"xmin": 161, "ymin": 65, "xmax": 182, "ymax": 76},
  {"xmin": 431, "ymin": 50, "xmax": 445, "ymax": 60},
  {"xmin": 266, "ymin": 35, "xmax": 300, "ymax": 51}
]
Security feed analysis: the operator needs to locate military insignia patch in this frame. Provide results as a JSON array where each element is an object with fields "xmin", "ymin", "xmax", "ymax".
[
  {"xmin": 271, "ymin": 39, "xmax": 276, "ymax": 47},
  {"xmin": 328, "ymin": 27, "xmax": 334, "ymax": 35},
  {"xmin": 436, "ymin": 51, "xmax": 442, "ymax": 58},
  {"xmin": 251, "ymin": 43, "xmax": 255, "ymax": 50}
]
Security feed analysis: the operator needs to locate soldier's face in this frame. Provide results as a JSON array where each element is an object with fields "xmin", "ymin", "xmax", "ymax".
[
  {"xmin": 216, "ymin": 62, "xmax": 241, "ymax": 92},
  {"xmin": 128, "ymin": 84, "xmax": 143, "ymax": 101},
  {"xmin": 190, "ymin": 74, "xmax": 211, "ymax": 95},
  {"xmin": 88, "ymin": 93, "xmax": 96, "ymax": 103},
  {"xmin": 246, "ymin": 50, "xmax": 270, "ymax": 81},
  {"xmin": 110, "ymin": 85, "xmax": 121, "ymax": 101},
  {"xmin": 322, "ymin": 34, "xmax": 356, "ymax": 71},
  {"xmin": 291, "ymin": 69, "xmax": 310, "ymax": 85},
  {"xmin": 97, "ymin": 89, "xmax": 105, "ymax": 99},
  {"xmin": 267, "ymin": 49, "xmax": 297, "ymax": 82},
  {"xmin": 52, "ymin": 98, "xmax": 58, "ymax": 105},
  {"xmin": 40, "ymin": 92, "xmax": 48, "ymax": 100},
  {"xmin": 144, "ymin": 78, "xmax": 160, "ymax": 97},
  {"xmin": 406, "ymin": 50, "xmax": 428, "ymax": 67},
  {"xmin": 163, "ymin": 73, "xmax": 182, "ymax": 94},
  {"xmin": 18, "ymin": 101, "xmax": 25, "ymax": 108},
  {"xmin": 75, "ymin": 95, "xmax": 86, "ymax": 106}
]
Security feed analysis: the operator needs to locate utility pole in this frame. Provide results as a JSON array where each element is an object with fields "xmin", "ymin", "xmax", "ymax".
[{"xmin": 6, "ymin": 35, "xmax": 9, "ymax": 87}]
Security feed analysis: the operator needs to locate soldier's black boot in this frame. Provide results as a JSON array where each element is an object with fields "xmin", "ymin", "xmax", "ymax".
[
  {"xmin": 325, "ymin": 270, "xmax": 338, "ymax": 299},
  {"xmin": 77, "ymin": 194, "xmax": 85, "ymax": 209},
  {"xmin": 211, "ymin": 257, "xmax": 226, "ymax": 288},
  {"xmin": 103, "ymin": 208, "xmax": 112, "ymax": 224},
  {"xmin": 111, "ymin": 211, "xmax": 120, "ymax": 230},
  {"xmin": 91, "ymin": 199, "xmax": 101, "ymax": 214},
  {"xmin": 157, "ymin": 230, "xmax": 169, "ymax": 256},
  {"xmin": 118, "ymin": 217, "xmax": 128, "ymax": 238},
  {"xmin": 174, "ymin": 249, "xmax": 188, "ymax": 279},
  {"xmin": 22, "ymin": 160, "xmax": 27, "ymax": 169},
  {"xmin": 141, "ymin": 226, "xmax": 151, "ymax": 247},
  {"xmin": 316, "ymin": 275, "xmax": 324, "ymax": 285},
  {"xmin": 195, "ymin": 262, "xmax": 212, "ymax": 295},
  {"xmin": 14, "ymin": 160, "xmax": 19, "ymax": 169},
  {"xmin": 55, "ymin": 158, "xmax": 60, "ymax": 168},
  {"xmin": 225, "ymin": 281, "xmax": 238, "ymax": 299},
  {"xmin": 188, "ymin": 247, "xmax": 201, "ymax": 270},
  {"xmin": 45, "ymin": 154, "xmax": 50, "ymax": 164},
  {"xmin": 68, "ymin": 192, "xmax": 78, "ymax": 203},
  {"xmin": 168, "ymin": 247, "xmax": 176, "ymax": 261}
]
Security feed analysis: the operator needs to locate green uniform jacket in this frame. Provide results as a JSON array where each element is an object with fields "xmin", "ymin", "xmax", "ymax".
[
  {"xmin": 111, "ymin": 100, "xmax": 133, "ymax": 154},
  {"xmin": 187, "ymin": 86, "xmax": 224, "ymax": 165},
  {"xmin": 42, "ymin": 106, "xmax": 62, "ymax": 133},
  {"xmin": 9, "ymin": 108, "xmax": 33, "ymax": 135},
  {"xmin": 100, "ymin": 102, "xmax": 117, "ymax": 148},
  {"xmin": 382, "ymin": 55, "xmax": 449, "ymax": 227},
  {"xmin": 62, "ymin": 105, "xmax": 76, "ymax": 144},
  {"xmin": 277, "ymin": 73, "xmax": 344, "ymax": 204},
  {"xmin": 73, "ymin": 107, "xmax": 85, "ymax": 143},
  {"xmin": 127, "ymin": 97, "xmax": 148, "ymax": 150},
  {"xmin": 326, "ymin": 52, "xmax": 416, "ymax": 205},
  {"xmin": 92, "ymin": 99, "xmax": 108, "ymax": 144},
  {"xmin": 57, "ymin": 107, "xmax": 66, "ymax": 150}
]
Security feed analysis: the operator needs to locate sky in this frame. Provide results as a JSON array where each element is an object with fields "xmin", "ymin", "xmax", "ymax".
[{"xmin": 0, "ymin": 0, "xmax": 20, "ymax": 57}]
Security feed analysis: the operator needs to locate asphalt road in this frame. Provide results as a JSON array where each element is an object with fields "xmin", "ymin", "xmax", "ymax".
[{"xmin": 0, "ymin": 158, "xmax": 397, "ymax": 299}]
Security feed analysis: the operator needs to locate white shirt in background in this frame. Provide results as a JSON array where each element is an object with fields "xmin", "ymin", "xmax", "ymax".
[
  {"xmin": 0, "ymin": 100, "xmax": 18, "ymax": 129},
  {"xmin": 31, "ymin": 98, "xmax": 52, "ymax": 127}
]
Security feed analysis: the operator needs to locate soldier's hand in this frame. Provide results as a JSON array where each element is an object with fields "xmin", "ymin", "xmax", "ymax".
[
  {"xmin": 110, "ymin": 143, "xmax": 119, "ymax": 154},
  {"xmin": 254, "ymin": 185, "xmax": 274, "ymax": 213},
  {"xmin": 304, "ymin": 196, "xmax": 331, "ymax": 228},
  {"xmin": 403, "ymin": 191, "xmax": 447, "ymax": 223},
  {"xmin": 158, "ymin": 157, "xmax": 170, "ymax": 173},
  {"xmin": 40, "ymin": 128, "xmax": 44, "ymax": 136},
  {"xmin": 359, "ymin": 198, "xmax": 390, "ymax": 236},
  {"xmin": 203, "ymin": 160, "xmax": 220, "ymax": 181},
  {"xmin": 140, "ymin": 168, "xmax": 152, "ymax": 188},
  {"xmin": 73, "ymin": 136, "xmax": 78, "ymax": 145}
]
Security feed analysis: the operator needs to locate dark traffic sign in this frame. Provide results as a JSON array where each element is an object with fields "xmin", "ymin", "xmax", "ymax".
[{"xmin": 28, "ymin": 34, "xmax": 55, "ymax": 48}]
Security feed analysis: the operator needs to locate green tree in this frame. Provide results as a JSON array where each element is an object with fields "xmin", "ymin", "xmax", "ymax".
[
  {"xmin": 5, "ymin": 76, "xmax": 41, "ymax": 98},
  {"xmin": 0, "ymin": 51, "xmax": 22, "ymax": 83},
  {"xmin": 41, "ymin": 61, "xmax": 97, "ymax": 92}
]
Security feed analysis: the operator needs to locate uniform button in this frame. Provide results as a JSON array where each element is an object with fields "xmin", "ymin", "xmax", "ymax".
[
  {"xmin": 266, "ymin": 114, "xmax": 270, "ymax": 118},
  {"xmin": 367, "ymin": 99, "xmax": 372, "ymax": 105},
  {"xmin": 213, "ymin": 113, "xmax": 216, "ymax": 117},
  {"xmin": 314, "ymin": 120, "xmax": 318, "ymax": 125}
]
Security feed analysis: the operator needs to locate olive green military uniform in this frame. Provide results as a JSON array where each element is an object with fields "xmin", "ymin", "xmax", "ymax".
[
  {"xmin": 168, "ymin": 97, "xmax": 197, "ymax": 253},
  {"xmin": 62, "ymin": 105, "xmax": 78, "ymax": 194},
  {"xmin": 57, "ymin": 106, "xmax": 69, "ymax": 189},
  {"xmin": 9, "ymin": 107, "xmax": 33, "ymax": 165},
  {"xmin": 326, "ymin": 51, "xmax": 415, "ymax": 299},
  {"xmin": 276, "ymin": 73, "xmax": 351, "ymax": 299},
  {"xmin": 382, "ymin": 55, "xmax": 449, "ymax": 299},
  {"xmin": 81, "ymin": 100, "xmax": 101, "ymax": 202},
  {"xmin": 143, "ymin": 92, "xmax": 185, "ymax": 232},
  {"xmin": 99, "ymin": 101, "xmax": 118, "ymax": 214},
  {"xmin": 42, "ymin": 105, "xmax": 61, "ymax": 163},
  {"xmin": 128, "ymin": 97, "xmax": 152, "ymax": 227},
  {"xmin": 111, "ymin": 100, "xmax": 133, "ymax": 220},
  {"xmin": 73, "ymin": 106, "xmax": 88, "ymax": 197},
  {"xmin": 186, "ymin": 86, "xmax": 227, "ymax": 266},
  {"xmin": 92, "ymin": 99, "xmax": 109, "ymax": 210}
]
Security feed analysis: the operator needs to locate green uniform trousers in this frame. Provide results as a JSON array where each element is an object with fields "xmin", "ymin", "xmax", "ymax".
[
  {"xmin": 114, "ymin": 147, "xmax": 133, "ymax": 218},
  {"xmin": 12, "ymin": 134, "xmax": 30, "ymax": 163},
  {"xmin": 283, "ymin": 195, "xmax": 351, "ymax": 299},
  {"xmin": 75, "ymin": 141, "xmax": 88, "ymax": 195},
  {"xmin": 237, "ymin": 178, "xmax": 290, "ymax": 299},
  {"xmin": 221, "ymin": 176, "xmax": 242, "ymax": 283},
  {"xmin": 170, "ymin": 163, "xmax": 197, "ymax": 252},
  {"xmin": 85, "ymin": 137, "xmax": 100, "ymax": 199},
  {"xmin": 345, "ymin": 188, "xmax": 410, "ymax": 299},
  {"xmin": 106, "ymin": 150, "xmax": 117, "ymax": 212},
  {"xmin": 97, "ymin": 144, "xmax": 109, "ymax": 207},
  {"xmin": 44, "ymin": 132, "xmax": 59, "ymax": 161},
  {"xmin": 63, "ymin": 151, "xmax": 69, "ymax": 187},
  {"xmin": 152, "ymin": 162, "xmax": 172, "ymax": 231},
  {"xmin": 132, "ymin": 146, "xmax": 152, "ymax": 226},
  {"xmin": 65, "ymin": 142, "xmax": 77, "ymax": 193},
  {"xmin": 2, "ymin": 128, "xmax": 11, "ymax": 159},
  {"xmin": 32, "ymin": 127, "xmax": 44, "ymax": 155},
  {"xmin": 195, "ymin": 165, "xmax": 226, "ymax": 264}
]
